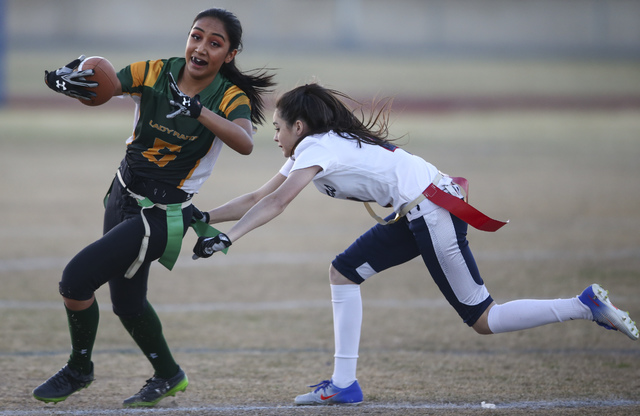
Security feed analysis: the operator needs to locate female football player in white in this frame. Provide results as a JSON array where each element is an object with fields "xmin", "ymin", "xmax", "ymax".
[{"xmin": 193, "ymin": 83, "xmax": 638, "ymax": 405}]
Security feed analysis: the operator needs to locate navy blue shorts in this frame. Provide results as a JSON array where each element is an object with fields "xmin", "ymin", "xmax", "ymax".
[{"xmin": 332, "ymin": 206, "xmax": 493, "ymax": 326}]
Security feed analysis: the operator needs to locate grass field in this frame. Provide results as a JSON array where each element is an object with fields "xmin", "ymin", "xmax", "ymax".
[{"xmin": 1, "ymin": 52, "xmax": 639, "ymax": 415}]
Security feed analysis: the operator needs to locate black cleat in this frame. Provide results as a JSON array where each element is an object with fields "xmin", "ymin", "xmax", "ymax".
[
  {"xmin": 33, "ymin": 363, "xmax": 94, "ymax": 403},
  {"xmin": 123, "ymin": 367, "xmax": 188, "ymax": 407}
]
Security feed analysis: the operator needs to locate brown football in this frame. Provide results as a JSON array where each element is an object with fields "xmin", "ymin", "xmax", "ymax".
[{"xmin": 77, "ymin": 56, "xmax": 118, "ymax": 106}]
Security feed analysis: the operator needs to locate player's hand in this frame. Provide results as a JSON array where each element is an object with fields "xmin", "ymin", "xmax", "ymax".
[
  {"xmin": 44, "ymin": 55, "xmax": 98, "ymax": 101},
  {"xmin": 167, "ymin": 73, "xmax": 202, "ymax": 119},
  {"xmin": 190, "ymin": 206, "xmax": 210, "ymax": 225},
  {"xmin": 192, "ymin": 234, "xmax": 231, "ymax": 259}
]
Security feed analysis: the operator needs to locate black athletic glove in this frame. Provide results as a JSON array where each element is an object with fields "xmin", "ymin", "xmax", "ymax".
[
  {"xmin": 44, "ymin": 55, "xmax": 98, "ymax": 101},
  {"xmin": 192, "ymin": 233, "xmax": 232, "ymax": 259},
  {"xmin": 167, "ymin": 73, "xmax": 202, "ymax": 119},
  {"xmin": 190, "ymin": 206, "xmax": 210, "ymax": 225}
]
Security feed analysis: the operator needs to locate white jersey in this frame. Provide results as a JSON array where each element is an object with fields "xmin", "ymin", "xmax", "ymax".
[{"xmin": 278, "ymin": 131, "xmax": 439, "ymax": 213}]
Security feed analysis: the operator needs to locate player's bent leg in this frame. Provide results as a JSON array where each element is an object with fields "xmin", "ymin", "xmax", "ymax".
[
  {"xmin": 294, "ymin": 379, "xmax": 363, "ymax": 405},
  {"xmin": 32, "ymin": 363, "xmax": 94, "ymax": 403},
  {"xmin": 122, "ymin": 367, "xmax": 188, "ymax": 407},
  {"xmin": 579, "ymin": 284, "xmax": 638, "ymax": 340}
]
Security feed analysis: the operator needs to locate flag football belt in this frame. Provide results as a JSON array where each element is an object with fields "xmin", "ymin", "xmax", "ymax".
[
  {"xmin": 110, "ymin": 170, "xmax": 228, "ymax": 279},
  {"xmin": 115, "ymin": 169, "xmax": 191, "ymax": 278},
  {"xmin": 364, "ymin": 172, "xmax": 508, "ymax": 232}
]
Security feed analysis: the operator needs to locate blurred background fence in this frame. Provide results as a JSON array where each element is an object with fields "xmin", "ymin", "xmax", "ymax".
[
  {"xmin": 2, "ymin": 0, "xmax": 640, "ymax": 108},
  {"xmin": 6, "ymin": 0, "xmax": 640, "ymax": 57}
]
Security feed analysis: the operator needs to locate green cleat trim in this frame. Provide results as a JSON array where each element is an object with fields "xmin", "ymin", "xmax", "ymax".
[{"xmin": 123, "ymin": 375, "xmax": 188, "ymax": 408}]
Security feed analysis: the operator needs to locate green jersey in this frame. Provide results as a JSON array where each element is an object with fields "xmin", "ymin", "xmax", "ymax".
[{"xmin": 117, "ymin": 57, "xmax": 251, "ymax": 193}]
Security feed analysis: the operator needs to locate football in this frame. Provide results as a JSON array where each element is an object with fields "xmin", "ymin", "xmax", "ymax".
[{"xmin": 76, "ymin": 56, "xmax": 118, "ymax": 106}]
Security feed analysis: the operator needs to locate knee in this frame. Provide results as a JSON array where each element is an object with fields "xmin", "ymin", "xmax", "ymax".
[
  {"xmin": 472, "ymin": 322, "xmax": 493, "ymax": 335},
  {"xmin": 59, "ymin": 277, "xmax": 93, "ymax": 303},
  {"xmin": 59, "ymin": 255, "xmax": 99, "ymax": 302},
  {"xmin": 111, "ymin": 297, "xmax": 146, "ymax": 319},
  {"xmin": 471, "ymin": 303, "xmax": 495, "ymax": 335},
  {"xmin": 329, "ymin": 264, "xmax": 355, "ymax": 285}
]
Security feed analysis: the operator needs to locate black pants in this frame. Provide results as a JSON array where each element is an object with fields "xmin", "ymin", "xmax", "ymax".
[{"xmin": 59, "ymin": 159, "xmax": 193, "ymax": 318}]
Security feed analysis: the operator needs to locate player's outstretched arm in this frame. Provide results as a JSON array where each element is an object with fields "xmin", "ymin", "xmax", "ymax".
[
  {"xmin": 207, "ymin": 172, "xmax": 287, "ymax": 224},
  {"xmin": 192, "ymin": 166, "xmax": 319, "ymax": 260},
  {"xmin": 225, "ymin": 166, "xmax": 321, "ymax": 243}
]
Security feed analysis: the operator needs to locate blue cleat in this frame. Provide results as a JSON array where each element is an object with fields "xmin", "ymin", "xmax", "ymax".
[
  {"xmin": 294, "ymin": 379, "xmax": 363, "ymax": 405},
  {"xmin": 579, "ymin": 283, "xmax": 638, "ymax": 340}
]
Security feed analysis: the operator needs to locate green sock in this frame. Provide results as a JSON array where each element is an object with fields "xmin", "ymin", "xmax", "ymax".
[
  {"xmin": 119, "ymin": 302, "xmax": 179, "ymax": 379},
  {"xmin": 66, "ymin": 299, "xmax": 99, "ymax": 375}
]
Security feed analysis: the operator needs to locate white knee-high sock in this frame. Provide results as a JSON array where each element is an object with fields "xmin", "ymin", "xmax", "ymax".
[
  {"xmin": 330, "ymin": 284, "xmax": 362, "ymax": 388},
  {"xmin": 487, "ymin": 297, "xmax": 592, "ymax": 334}
]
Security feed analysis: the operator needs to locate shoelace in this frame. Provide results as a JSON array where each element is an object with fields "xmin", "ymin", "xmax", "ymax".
[
  {"xmin": 139, "ymin": 376, "xmax": 173, "ymax": 395},
  {"xmin": 136, "ymin": 377, "xmax": 159, "ymax": 393},
  {"xmin": 48, "ymin": 369, "xmax": 73, "ymax": 389},
  {"xmin": 309, "ymin": 380, "xmax": 332, "ymax": 393},
  {"xmin": 49, "ymin": 367, "xmax": 87, "ymax": 389}
]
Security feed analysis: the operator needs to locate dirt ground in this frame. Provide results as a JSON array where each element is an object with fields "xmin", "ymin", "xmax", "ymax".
[{"xmin": 1, "ymin": 53, "xmax": 639, "ymax": 415}]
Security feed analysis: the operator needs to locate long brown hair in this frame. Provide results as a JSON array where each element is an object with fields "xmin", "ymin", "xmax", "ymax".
[{"xmin": 275, "ymin": 83, "xmax": 395, "ymax": 151}]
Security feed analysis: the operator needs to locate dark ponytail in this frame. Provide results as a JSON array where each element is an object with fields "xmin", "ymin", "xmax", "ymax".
[
  {"xmin": 192, "ymin": 8, "xmax": 275, "ymax": 125},
  {"xmin": 276, "ymin": 83, "xmax": 395, "ymax": 148}
]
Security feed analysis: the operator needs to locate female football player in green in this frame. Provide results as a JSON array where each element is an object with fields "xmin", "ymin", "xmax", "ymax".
[{"xmin": 34, "ymin": 8, "xmax": 274, "ymax": 407}]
